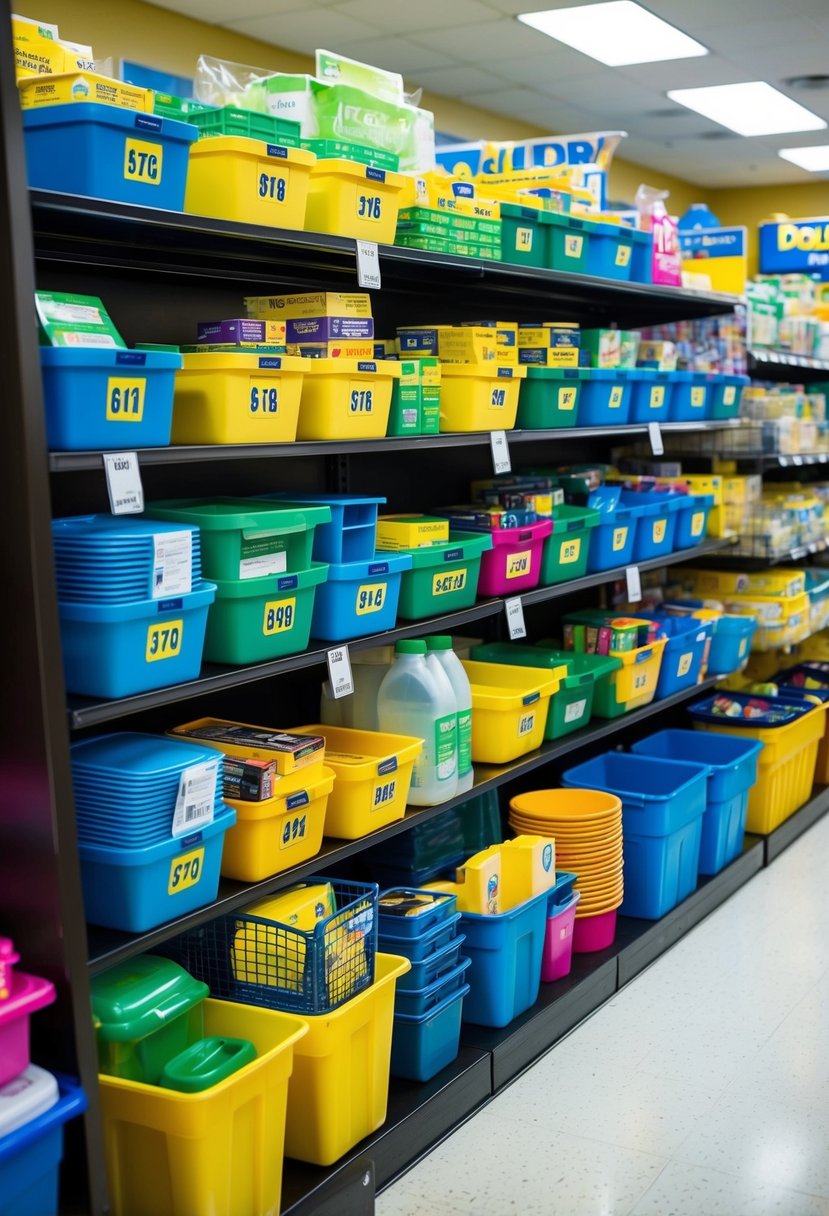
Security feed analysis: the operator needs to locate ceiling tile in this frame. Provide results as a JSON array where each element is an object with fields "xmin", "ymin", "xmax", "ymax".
[
  {"xmin": 706, "ymin": 18, "xmax": 821, "ymax": 53},
  {"xmin": 151, "ymin": 0, "xmax": 302, "ymax": 22},
  {"xmin": 617, "ymin": 56, "xmax": 753, "ymax": 91},
  {"xmin": 327, "ymin": 36, "xmax": 456, "ymax": 75},
  {"xmin": 415, "ymin": 63, "xmax": 507, "ymax": 97},
  {"xmin": 493, "ymin": 47, "xmax": 608, "ymax": 91},
  {"xmin": 647, "ymin": 0, "xmax": 791, "ymax": 32},
  {"xmin": 409, "ymin": 16, "xmax": 551, "ymax": 60},
  {"xmin": 737, "ymin": 41, "xmax": 829, "ymax": 83},
  {"xmin": 225, "ymin": 9, "xmax": 376, "ymax": 49},
  {"xmin": 461, "ymin": 86, "xmax": 551, "ymax": 120},
  {"xmin": 332, "ymin": 0, "xmax": 499, "ymax": 34}
]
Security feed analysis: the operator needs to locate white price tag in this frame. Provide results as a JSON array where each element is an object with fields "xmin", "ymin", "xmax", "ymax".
[
  {"xmin": 490, "ymin": 429, "xmax": 511, "ymax": 475},
  {"xmin": 172, "ymin": 759, "xmax": 218, "ymax": 838},
  {"xmin": 794, "ymin": 455, "xmax": 804, "ymax": 466},
  {"xmin": 648, "ymin": 421, "xmax": 664, "ymax": 456},
  {"xmin": 505, "ymin": 596, "xmax": 527, "ymax": 640},
  {"xmin": 327, "ymin": 646, "xmax": 354, "ymax": 698},
  {"xmin": 152, "ymin": 530, "xmax": 192, "ymax": 599},
  {"xmin": 103, "ymin": 451, "xmax": 143, "ymax": 515},
  {"xmin": 625, "ymin": 565, "xmax": 642, "ymax": 603},
  {"xmin": 356, "ymin": 240, "xmax": 381, "ymax": 290}
]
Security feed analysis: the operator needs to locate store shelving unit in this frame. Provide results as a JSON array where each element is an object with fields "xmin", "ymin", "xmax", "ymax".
[{"xmin": 748, "ymin": 348, "xmax": 829, "ymax": 381}]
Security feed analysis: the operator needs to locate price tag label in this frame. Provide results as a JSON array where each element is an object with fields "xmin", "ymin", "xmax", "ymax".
[
  {"xmin": 356, "ymin": 240, "xmax": 381, "ymax": 290},
  {"xmin": 648, "ymin": 421, "xmax": 664, "ymax": 456},
  {"xmin": 794, "ymin": 455, "xmax": 804, "ymax": 466},
  {"xmin": 327, "ymin": 646, "xmax": 354, "ymax": 698},
  {"xmin": 172, "ymin": 760, "xmax": 218, "ymax": 838},
  {"xmin": 103, "ymin": 451, "xmax": 143, "ymax": 515},
  {"xmin": 626, "ymin": 565, "xmax": 642, "ymax": 603},
  {"xmin": 505, "ymin": 596, "xmax": 527, "ymax": 640},
  {"xmin": 491, "ymin": 429, "xmax": 511, "ymax": 475}
]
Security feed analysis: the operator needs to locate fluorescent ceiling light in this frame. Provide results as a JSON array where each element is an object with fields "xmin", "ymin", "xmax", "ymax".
[
  {"xmin": 517, "ymin": 1, "xmax": 708, "ymax": 67},
  {"xmin": 668, "ymin": 82, "xmax": 827, "ymax": 137},
  {"xmin": 779, "ymin": 145, "xmax": 829, "ymax": 172}
]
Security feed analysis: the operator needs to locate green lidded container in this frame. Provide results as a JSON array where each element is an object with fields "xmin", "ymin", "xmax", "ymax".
[
  {"xmin": 539, "ymin": 504, "xmax": 601, "ymax": 584},
  {"xmin": 204, "ymin": 562, "xmax": 328, "ymax": 664},
  {"xmin": 188, "ymin": 106, "xmax": 301, "ymax": 146},
  {"xmin": 517, "ymin": 367, "xmax": 589, "ymax": 429},
  {"xmin": 159, "ymin": 1035, "xmax": 256, "ymax": 1093},
  {"xmin": 395, "ymin": 531, "xmax": 492, "ymax": 619},
  {"xmin": 91, "ymin": 955, "xmax": 208, "ymax": 1084},
  {"xmin": 545, "ymin": 212, "xmax": 593, "ymax": 275}
]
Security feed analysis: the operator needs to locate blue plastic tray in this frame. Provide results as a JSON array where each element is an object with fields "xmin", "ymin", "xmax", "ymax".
[
  {"xmin": 578, "ymin": 369, "xmax": 633, "ymax": 426},
  {"xmin": 0, "ymin": 1078, "xmax": 86, "ymax": 1216},
  {"xmin": 262, "ymin": 493, "xmax": 386, "ymax": 564},
  {"xmin": 460, "ymin": 890, "xmax": 548, "ymax": 1028},
  {"xmin": 310, "ymin": 553, "xmax": 410, "ymax": 642},
  {"xmin": 395, "ymin": 933, "xmax": 466, "ymax": 993},
  {"xmin": 628, "ymin": 369, "xmax": 673, "ymax": 423},
  {"xmin": 391, "ymin": 982, "xmax": 469, "ymax": 1082},
  {"xmin": 394, "ymin": 956, "xmax": 471, "ymax": 1016},
  {"xmin": 378, "ymin": 888, "xmax": 458, "ymax": 938},
  {"xmin": 379, "ymin": 911, "xmax": 462, "ymax": 963}
]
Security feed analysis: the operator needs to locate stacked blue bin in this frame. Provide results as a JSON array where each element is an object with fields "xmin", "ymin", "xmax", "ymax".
[
  {"xmin": 0, "ymin": 1073, "xmax": 86, "ymax": 1216},
  {"xmin": 459, "ymin": 889, "xmax": 549, "ymax": 1028},
  {"xmin": 379, "ymin": 890, "xmax": 470, "ymax": 1082},
  {"xmin": 637, "ymin": 614, "xmax": 715, "ymax": 698}
]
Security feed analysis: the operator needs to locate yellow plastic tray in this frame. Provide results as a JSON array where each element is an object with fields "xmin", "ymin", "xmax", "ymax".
[
  {"xmin": 172, "ymin": 352, "xmax": 306, "ymax": 445},
  {"xmin": 221, "ymin": 765, "xmax": 335, "ymax": 882},
  {"xmin": 98, "ymin": 998, "xmax": 307, "ymax": 1216},
  {"xmin": 185, "ymin": 137, "xmax": 316, "ymax": 229},
  {"xmin": 439, "ymin": 363, "xmax": 526, "ymax": 432},
  {"xmin": 285, "ymin": 953, "xmax": 409, "ymax": 1165},
  {"xmin": 297, "ymin": 358, "xmax": 401, "ymax": 440},
  {"xmin": 461, "ymin": 660, "xmax": 561, "ymax": 764},
  {"xmin": 304, "ymin": 158, "xmax": 405, "ymax": 243},
  {"xmin": 288, "ymin": 724, "xmax": 422, "ymax": 839}
]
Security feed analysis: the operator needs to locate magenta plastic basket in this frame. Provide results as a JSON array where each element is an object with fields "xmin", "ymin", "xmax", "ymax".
[
  {"xmin": 476, "ymin": 519, "xmax": 553, "ymax": 597},
  {"xmin": 572, "ymin": 908, "xmax": 617, "ymax": 954},
  {"xmin": 540, "ymin": 890, "xmax": 580, "ymax": 982},
  {"xmin": 0, "ymin": 968, "xmax": 56, "ymax": 1087}
]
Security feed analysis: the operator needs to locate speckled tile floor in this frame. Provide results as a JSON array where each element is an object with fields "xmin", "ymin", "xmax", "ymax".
[{"xmin": 376, "ymin": 813, "xmax": 829, "ymax": 1216}]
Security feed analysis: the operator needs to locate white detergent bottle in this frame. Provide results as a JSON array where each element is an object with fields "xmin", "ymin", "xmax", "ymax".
[
  {"xmin": 377, "ymin": 639, "xmax": 458, "ymax": 806},
  {"xmin": 426, "ymin": 635, "xmax": 474, "ymax": 794}
]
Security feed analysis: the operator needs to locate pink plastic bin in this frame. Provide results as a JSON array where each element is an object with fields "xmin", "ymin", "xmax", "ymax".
[
  {"xmin": 572, "ymin": 908, "xmax": 617, "ymax": 955},
  {"xmin": 0, "ymin": 945, "xmax": 56, "ymax": 1087},
  {"xmin": 541, "ymin": 891, "xmax": 580, "ymax": 982},
  {"xmin": 477, "ymin": 519, "xmax": 553, "ymax": 597}
]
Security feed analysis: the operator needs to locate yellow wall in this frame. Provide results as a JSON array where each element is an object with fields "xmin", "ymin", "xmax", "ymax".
[{"xmin": 709, "ymin": 182, "xmax": 829, "ymax": 275}]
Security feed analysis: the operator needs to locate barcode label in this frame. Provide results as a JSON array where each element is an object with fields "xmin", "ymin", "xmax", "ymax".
[{"xmin": 172, "ymin": 760, "xmax": 219, "ymax": 837}]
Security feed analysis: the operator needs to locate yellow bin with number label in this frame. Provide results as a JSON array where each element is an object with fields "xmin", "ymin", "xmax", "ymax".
[
  {"xmin": 185, "ymin": 137, "xmax": 316, "ymax": 229},
  {"xmin": 461, "ymin": 661, "xmax": 559, "ymax": 764},
  {"xmin": 296, "ymin": 358, "xmax": 401, "ymax": 439},
  {"xmin": 304, "ymin": 158, "xmax": 405, "ymax": 242},
  {"xmin": 172, "ymin": 352, "xmax": 306, "ymax": 444},
  {"xmin": 221, "ymin": 764, "xmax": 335, "ymax": 881},
  {"xmin": 439, "ymin": 363, "xmax": 527, "ymax": 432}
]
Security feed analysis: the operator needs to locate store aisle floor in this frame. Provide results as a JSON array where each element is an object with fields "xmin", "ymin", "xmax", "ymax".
[{"xmin": 377, "ymin": 815, "xmax": 829, "ymax": 1216}]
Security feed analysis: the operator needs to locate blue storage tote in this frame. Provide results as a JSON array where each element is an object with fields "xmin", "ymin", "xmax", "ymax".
[
  {"xmin": 668, "ymin": 371, "xmax": 711, "ymax": 422},
  {"xmin": 640, "ymin": 616, "xmax": 713, "ymax": 698},
  {"xmin": 378, "ymin": 912, "xmax": 462, "ymax": 964},
  {"xmin": 40, "ymin": 348, "xmax": 181, "ymax": 451},
  {"xmin": 587, "ymin": 222, "xmax": 650, "ymax": 282},
  {"xmin": 708, "ymin": 614, "xmax": 756, "ymax": 676},
  {"xmin": 79, "ymin": 806, "xmax": 236, "ymax": 932},
  {"xmin": 460, "ymin": 890, "xmax": 548, "ymax": 1028},
  {"xmin": 263, "ymin": 494, "xmax": 385, "ymax": 564},
  {"xmin": 629, "ymin": 230, "xmax": 653, "ymax": 284},
  {"xmin": 378, "ymin": 889, "xmax": 457, "ymax": 940},
  {"xmin": 587, "ymin": 505, "xmax": 637, "ymax": 572},
  {"xmin": 709, "ymin": 373, "xmax": 748, "ymax": 419},
  {"xmin": 391, "ymin": 982, "xmax": 470, "ymax": 1082},
  {"xmin": 673, "ymin": 494, "xmax": 714, "ymax": 550},
  {"xmin": 0, "ymin": 1077, "xmax": 86, "ymax": 1216},
  {"xmin": 394, "ymin": 957, "xmax": 470, "ymax": 1017},
  {"xmin": 619, "ymin": 491, "xmax": 682, "ymax": 561},
  {"xmin": 628, "ymin": 369, "xmax": 673, "ymax": 423},
  {"xmin": 632, "ymin": 729, "xmax": 762, "ymax": 874},
  {"xmin": 59, "ymin": 583, "xmax": 216, "ymax": 698},
  {"xmin": 578, "ymin": 370, "xmax": 633, "ymax": 427},
  {"xmin": 310, "ymin": 554, "xmax": 410, "ymax": 641},
  {"xmin": 23, "ymin": 104, "xmax": 197, "ymax": 209},
  {"xmin": 394, "ymin": 934, "xmax": 466, "ymax": 993}
]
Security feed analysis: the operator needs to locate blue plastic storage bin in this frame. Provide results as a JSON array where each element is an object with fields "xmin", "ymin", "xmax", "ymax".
[
  {"xmin": 619, "ymin": 491, "xmax": 682, "ymax": 561},
  {"xmin": 395, "ymin": 933, "xmax": 466, "ymax": 993},
  {"xmin": 378, "ymin": 889, "xmax": 457, "ymax": 939},
  {"xmin": 628, "ymin": 369, "xmax": 673, "ymax": 423},
  {"xmin": 0, "ymin": 1078, "xmax": 86, "ymax": 1216},
  {"xmin": 310, "ymin": 553, "xmax": 410, "ymax": 641},
  {"xmin": 640, "ymin": 616, "xmax": 713, "ymax": 698},
  {"xmin": 549, "ymin": 871, "xmax": 578, "ymax": 910},
  {"xmin": 263, "ymin": 494, "xmax": 386, "ymax": 563},
  {"xmin": 52, "ymin": 515, "xmax": 203, "ymax": 603},
  {"xmin": 673, "ymin": 494, "xmax": 714, "ymax": 550},
  {"xmin": 668, "ymin": 371, "xmax": 711, "ymax": 422},
  {"xmin": 23, "ymin": 104, "xmax": 196, "ymax": 209},
  {"xmin": 391, "ymin": 982, "xmax": 470, "ymax": 1082},
  {"xmin": 709, "ymin": 373, "xmax": 748, "ymax": 419},
  {"xmin": 708, "ymin": 614, "xmax": 756, "ymax": 675},
  {"xmin": 59, "ymin": 582, "xmax": 216, "ymax": 698},
  {"xmin": 587, "ymin": 505, "xmax": 637, "ymax": 572},
  {"xmin": 379, "ymin": 911, "xmax": 462, "ymax": 963},
  {"xmin": 629, "ymin": 230, "xmax": 653, "ymax": 284},
  {"xmin": 460, "ymin": 890, "xmax": 548, "ymax": 1028},
  {"xmin": 394, "ymin": 956, "xmax": 471, "ymax": 1016},
  {"xmin": 79, "ymin": 806, "xmax": 235, "ymax": 932},
  {"xmin": 578, "ymin": 369, "xmax": 633, "ymax": 426},
  {"xmin": 40, "ymin": 348, "xmax": 181, "ymax": 451},
  {"xmin": 587, "ymin": 222, "xmax": 650, "ymax": 282}
]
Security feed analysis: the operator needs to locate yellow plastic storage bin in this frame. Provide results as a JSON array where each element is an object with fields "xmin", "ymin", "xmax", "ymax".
[
  {"xmin": 592, "ymin": 636, "xmax": 669, "ymax": 717},
  {"xmin": 285, "ymin": 952, "xmax": 410, "ymax": 1165},
  {"xmin": 461, "ymin": 660, "xmax": 561, "ymax": 764},
  {"xmin": 693, "ymin": 701, "xmax": 827, "ymax": 834},
  {"xmin": 304, "ymin": 159, "xmax": 405, "ymax": 243},
  {"xmin": 721, "ymin": 591, "xmax": 810, "ymax": 651},
  {"xmin": 675, "ymin": 474, "xmax": 726, "ymax": 537},
  {"xmin": 684, "ymin": 568, "xmax": 807, "ymax": 599},
  {"xmin": 296, "ymin": 359, "xmax": 401, "ymax": 440},
  {"xmin": 172, "ymin": 353, "xmax": 306, "ymax": 445},
  {"xmin": 439, "ymin": 364, "xmax": 526, "ymax": 433},
  {"xmin": 220, "ymin": 765, "xmax": 335, "ymax": 882},
  {"xmin": 288, "ymin": 724, "xmax": 422, "ymax": 839},
  {"xmin": 98, "ymin": 998, "xmax": 307, "ymax": 1216},
  {"xmin": 185, "ymin": 138, "xmax": 316, "ymax": 229}
]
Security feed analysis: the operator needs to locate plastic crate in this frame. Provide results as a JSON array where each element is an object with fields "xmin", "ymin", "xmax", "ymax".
[
  {"xmin": 185, "ymin": 137, "xmax": 314, "ymax": 228},
  {"xmin": 189, "ymin": 107, "xmax": 300, "ymax": 144},
  {"xmin": 720, "ymin": 591, "xmax": 810, "ymax": 652},
  {"xmin": 0, "ymin": 964, "xmax": 55, "ymax": 1088},
  {"xmin": 587, "ymin": 506, "xmax": 637, "ymax": 572},
  {"xmin": 461, "ymin": 660, "xmax": 561, "ymax": 763},
  {"xmin": 707, "ymin": 614, "xmax": 756, "ymax": 675},
  {"xmin": 0, "ymin": 1078, "xmax": 86, "ymax": 1216},
  {"xmin": 545, "ymin": 212, "xmax": 592, "ymax": 274},
  {"xmin": 499, "ymin": 203, "xmax": 550, "ymax": 268},
  {"xmin": 668, "ymin": 371, "xmax": 710, "ymax": 422},
  {"xmin": 304, "ymin": 159, "xmax": 405, "ymax": 242},
  {"xmin": 439, "ymin": 365, "xmax": 525, "ymax": 432},
  {"xmin": 378, "ymin": 912, "xmax": 462, "ymax": 964},
  {"xmin": 393, "ymin": 933, "xmax": 466, "ymax": 992},
  {"xmin": 391, "ymin": 981, "xmax": 469, "ymax": 1082},
  {"xmin": 674, "ymin": 494, "xmax": 714, "ymax": 550},
  {"xmin": 619, "ymin": 490, "xmax": 683, "ymax": 561},
  {"xmin": 587, "ymin": 221, "xmax": 649, "ymax": 281},
  {"xmin": 563, "ymin": 614, "xmax": 667, "ymax": 717},
  {"xmin": 539, "ymin": 504, "xmax": 600, "ymax": 584},
  {"xmin": 377, "ymin": 888, "xmax": 458, "ymax": 940},
  {"xmin": 395, "ymin": 531, "xmax": 492, "ymax": 619},
  {"xmin": 308, "ymin": 553, "xmax": 410, "ymax": 641},
  {"xmin": 578, "ymin": 369, "xmax": 633, "ymax": 426},
  {"xmin": 460, "ymin": 889, "xmax": 548, "ymax": 1027},
  {"xmin": 302, "ymin": 138, "xmax": 399, "ymax": 170},
  {"xmin": 516, "ymin": 367, "xmax": 587, "ymax": 429},
  {"xmin": 394, "ymin": 956, "xmax": 471, "ymax": 1016},
  {"xmin": 641, "ymin": 616, "xmax": 714, "ymax": 699},
  {"xmin": 476, "ymin": 519, "xmax": 553, "ymax": 596},
  {"xmin": 709, "ymin": 373, "xmax": 749, "ymax": 419},
  {"xmin": 628, "ymin": 369, "xmax": 674, "ymax": 423},
  {"xmin": 297, "ymin": 360, "xmax": 400, "ymax": 440},
  {"xmin": 263, "ymin": 493, "xmax": 385, "ymax": 564},
  {"xmin": 220, "ymin": 764, "xmax": 335, "ymax": 882},
  {"xmin": 172, "ymin": 353, "xmax": 306, "ymax": 445},
  {"xmin": 204, "ymin": 563, "xmax": 329, "ymax": 664}
]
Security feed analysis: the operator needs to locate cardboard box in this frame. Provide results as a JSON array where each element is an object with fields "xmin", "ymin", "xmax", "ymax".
[
  {"xmin": 197, "ymin": 319, "xmax": 287, "ymax": 346},
  {"xmin": 285, "ymin": 316, "xmax": 374, "ymax": 342},
  {"xmin": 18, "ymin": 70, "xmax": 152, "ymax": 112},
  {"xmin": 376, "ymin": 514, "xmax": 450, "ymax": 550},
  {"xmin": 245, "ymin": 292, "xmax": 372, "ymax": 320}
]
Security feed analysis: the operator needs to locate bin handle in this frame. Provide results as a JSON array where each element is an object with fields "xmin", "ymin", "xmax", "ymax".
[{"xmin": 242, "ymin": 521, "xmax": 306, "ymax": 539}]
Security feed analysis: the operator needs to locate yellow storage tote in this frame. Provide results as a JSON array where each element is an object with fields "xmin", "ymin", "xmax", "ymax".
[
  {"xmin": 439, "ymin": 364, "xmax": 526, "ymax": 432},
  {"xmin": 220, "ymin": 765, "xmax": 335, "ymax": 882},
  {"xmin": 288, "ymin": 724, "xmax": 422, "ymax": 839},
  {"xmin": 721, "ymin": 591, "xmax": 810, "ymax": 651},
  {"xmin": 592, "ymin": 637, "xmax": 669, "ymax": 717},
  {"xmin": 285, "ymin": 953, "xmax": 410, "ymax": 1165},
  {"xmin": 297, "ymin": 359, "xmax": 401, "ymax": 440},
  {"xmin": 185, "ymin": 138, "xmax": 316, "ymax": 229},
  {"xmin": 172, "ymin": 353, "xmax": 306, "ymax": 444},
  {"xmin": 461, "ymin": 660, "xmax": 560, "ymax": 764},
  {"xmin": 304, "ymin": 159, "xmax": 405, "ymax": 243},
  {"xmin": 683, "ymin": 567, "xmax": 807, "ymax": 599},
  {"xmin": 98, "ymin": 998, "xmax": 307, "ymax": 1216}
]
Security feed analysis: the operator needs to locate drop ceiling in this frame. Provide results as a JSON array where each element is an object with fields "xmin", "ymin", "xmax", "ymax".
[{"xmin": 153, "ymin": 0, "xmax": 829, "ymax": 187}]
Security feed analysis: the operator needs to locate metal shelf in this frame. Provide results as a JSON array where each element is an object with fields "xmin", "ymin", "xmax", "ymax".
[
  {"xmin": 749, "ymin": 348, "xmax": 829, "ymax": 381},
  {"xmin": 687, "ymin": 537, "xmax": 826, "ymax": 570}
]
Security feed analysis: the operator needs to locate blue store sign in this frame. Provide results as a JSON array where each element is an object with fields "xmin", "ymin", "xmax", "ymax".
[{"xmin": 759, "ymin": 218, "xmax": 829, "ymax": 279}]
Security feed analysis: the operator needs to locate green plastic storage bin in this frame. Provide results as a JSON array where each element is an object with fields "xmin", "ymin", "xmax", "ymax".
[
  {"xmin": 301, "ymin": 138, "xmax": 399, "ymax": 170},
  {"xmin": 203, "ymin": 561, "xmax": 328, "ymax": 664},
  {"xmin": 546, "ymin": 212, "xmax": 592, "ymax": 274},
  {"xmin": 499, "ymin": 203, "xmax": 550, "ymax": 269},
  {"xmin": 396, "ymin": 532, "xmax": 493, "ymax": 619},
  {"xmin": 539, "ymin": 504, "xmax": 601, "ymax": 584},
  {"xmin": 189, "ymin": 106, "xmax": 300, "ymax": 146},
  {"xmin": 517, "ymin": 367, "xmax": 588, "ymax": 429}
]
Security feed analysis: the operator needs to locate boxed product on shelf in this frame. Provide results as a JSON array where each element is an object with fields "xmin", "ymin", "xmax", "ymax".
[
  {"xmin": 12, "ymin": 13, "xmax": 93, "ymax": 79},
  {"xmin": 246, "ymin": 291, "xmax": 373, "ymax": 320},
  {"xmin": 386, "ymin": 358, "xmax": 441, "ymax": 436},
  {"xmin": 196, "ymin": 319, "xmax": 288, "ymax": 346},
  {"xmin": 18, "ymin": 70, "xmax": 152, "ymax": 112}
]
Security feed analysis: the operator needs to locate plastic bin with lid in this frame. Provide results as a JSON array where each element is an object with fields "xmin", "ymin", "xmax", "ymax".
[
  {"xmin": 22, "ymin": 104, "xmax": 196, "ymax": 209},
  {"xmin": 587, "ymin": 220, "xmax": 649, "ymax": 282},
  {"xmin": 439, "ymin": 364, "xmax": 525, "ymax": 432},
  {"xmin": 689, "ymin": 692, "xmax": 828, "ymax": 834},
  {"xmin": 577, "ymin": 369, "xmax": 633, "ymax": 426},
  {"xmin": 261, "ymin": 493, "xmax": 385, "ymax": 564},
  {"xmin": 308, "ymin": 552, "xmax": 410, "ymax": 641},
  {"xmin": 459, "ymin": 889, "xmax": 548, "ymax": 1027},
  {"xmin": 98, "ymin": 998, "xmax": 306, "ymax": 1216},
  {"xmin": 40, "ymin": 348, "xmax": 181, "ymax": 452},
  {"xmin": 563, "ymin": 611, "xmax": 668, "ymax": 717},
  {"xmin": 539, "ymin": 504, "xmax": 600, "ymax": 584},
  {"xmin": 0, "ymin": 952, "xmax": 54, "ymax": 1088},
  {"xmin": 158, "ymin": 1036, "xmax": 256, "ymax": 1093},
  {"xmin": 304, "ymin": 159, "xmax": 405, "ymax": 242},
  {"xmin": 460, "ymin": 660, "xmax": 560, "ymax": 763},
  {"xmin": 391, "ymin": 979, "xmax": 470, "ymax": 1082},
  {"xmin": 0, "ymin": 1075, "xmax": 85, "ymax": 1216},
  {"xmin": 185, "ymin": 138, "xmax": 315, "ymax": 228},
  {"xmin": 628, "ymin": 368, "xmax": 674, "ymax": 423},
  {"xmin": 172, "ymin": 352, "xmax": 306, "ymax": 445},
  {"xmin": 668, "ymin": 370, "xmax": 711, "ymax": 422},
  {"xmin": 636, "ymin": 615, "xmax": 714, "ymax": 699},
  {"xmin": 188, "ymin": 106, "xmax": 300, "ymax": 144},
  {"xmin": 395, "ymin": 531, "xmax": 492, "ymax": 619},
  {"xmin": 297, "ymin": 359, "xmax": 401, "ymax": 440},
  {"xmin": 0, "ymin": 1066, "xmax": 59, "ymax": 1141},
  {"xmin": 709, "ymin": 373, "xmax": 749, "ymax": 419},
  {"xmin": 220, "ymin": 764, "xmax": 335, "ymax": 881},
  {"xmin": 632, "ymin": 728, "xmax": 763, "ymax": 874},
  {"xmin": 516, "ymin": 367, "xmax": 587, "ymax": 429},
  {"xmin": 473, "ymin": 519, "xmax": 552, "ymax": 596},
  {"xmin": 561, "ymin": 752, "xmax": 708, "ymax": 919}
]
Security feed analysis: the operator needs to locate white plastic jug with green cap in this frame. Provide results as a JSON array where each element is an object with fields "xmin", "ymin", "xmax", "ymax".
[
  {"xmin": 426, "ymin": 636, "xmax": 473, "ymax": 794},
  {"xmin": 377, "ymin": 639, "xmax": 458, "ymax": 805}
]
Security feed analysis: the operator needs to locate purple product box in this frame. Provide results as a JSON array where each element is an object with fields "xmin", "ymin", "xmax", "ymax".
[
  {"xmin": 197, "ymin": 319, "xmax": 281, "ymax": 344},
  {"xmin": 285, "ymin": 316, "xmax": 375, "ymax": 342}
]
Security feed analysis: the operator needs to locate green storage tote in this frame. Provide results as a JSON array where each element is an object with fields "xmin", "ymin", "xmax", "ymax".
[
  {"xmin": 539, "ymin": 504, "xmax": 601, "ymax": 584},
  {"xmin": 546, "ymin": 212, "xmax": 592, "ymax": 274},
  {"xmin": 499, "ymin": 203, "xmax": 550, "ymax": 269},
  {"xmin": 516, "ymin": 367, "xmax": 588, "ymax": 429},
  {"xmin": 203, "ymin": 562, "xmax": 329, "ymax": 664},
  {"xmin": 188, "ymin": 106, "xmax": 301, "ymax": 146},
  {"xmin": 395, "ymin": 532, "xmax": 492, "ymax": 619}
]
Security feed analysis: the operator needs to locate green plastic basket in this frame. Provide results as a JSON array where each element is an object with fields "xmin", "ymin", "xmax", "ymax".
[
  {"xmin": 152, "ymin": 93, "xmax": 215, "ymax": 121},
  {"xmin": 546, "ymin": 212, "xmax": 593, "ymax": 274},
  {"xmin": 301, "ymin": 138, "xmax": 399, "ymax": 171},
  {"xmin": 189, "ymin": 106, "xmax": 301, "ymax": 146},
  {"xmin": 499, "ymin": 203, "xmax": 551, "ymax": 269},
  {"xmin": 204, "ymin": 562, "xmax": 328, "ymax": 664},
  {"xmin": 517, "ymin": 367, "xmax": 590, "ymax": 429},
  {"xmin": 395, "ymin": 531, "xmax": 492, "ymax": 619},
  {"xmin": 539, "ymin": 504, "xmax": 601, "ymax": 584}
]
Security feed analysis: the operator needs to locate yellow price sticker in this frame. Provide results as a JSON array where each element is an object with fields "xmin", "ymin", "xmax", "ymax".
[
  {"xmin": 691, "ymin": 387, "xmax": 705, "ymax": 407},
  {"xmin": 106, "ymin": 377, "xmax": 146, "ymax": 422},
  {"xmin": 506, "ymin": 549, "xmax": 532, "ymax": 579},
  {"xmin": 723, "ymin": 386, "xmax": 737, "ymax": 405},
  {"xmin": 650, "ymin": 386, "xmax": 665, "ymax": 409},
  {"xmin": 691, "ymin": 511, "xmax": 705, "ymax": 537},
  {"xmin": 557, "ymin": 386, "xmax": 577, "ymax": 411},
  {"xmin": 609, "ymin": 386, "xmax": 624, "ymax": 409},
  {"xmin": 432, "ymin": 569, "xmax": 467, "ymax": 596},
  {"xmin": 263, "ymin": 597, "xmax": 296, "ymax": 636},
  {"xmin": 515, "ymin": 227, "xmax": 533, "ymax": 251},
  {"xmin": 123, "ymin": 138, "xmax": 163, "ymax": 185},
  {"xmin": 612, "ymin": 526, "xmax": 628, "ymax": 552},
  {"xmin": 559, "ymin": 538, "xmax": 581, "ymax": 565},
  {"xmin": 168, "ymin": 847, "xmax": 205, "ymax": 895},
  {"xmin": 676, "ymin": 652, "xmax": 693, "ymax": 678},
  {"xmin": 564, "ymin": 234, "xmax": 584, "ymax": 258},
  {"xmin": 653, "ymin": 519, "xmax": 667, "ymax": 544},
  {"xmin": 615, "ymin": 244, "xmax": 632, "ymax": 267},
  {"xmin": 146, "ymin": 620, "xmax": 183, "ymax": 663},
  {"xmin": 355, "ymin": 582, "xmax": 386, "ymax": 615}
]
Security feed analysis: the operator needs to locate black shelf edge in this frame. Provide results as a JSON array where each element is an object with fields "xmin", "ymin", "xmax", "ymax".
[
  {"xmin": 764, "ymin": 783, "xmax": 829, "ymax": 864},
  {"xmin": 749, "ymin": 349, "xmax": 829, "ymax": 381},
  {"xmin": 683, "ymin": 538, "xmax": 825, "ymax": 570},
  {"xmin": 67, "ymin": 540, "xmax": 733, "ymax": 730}
]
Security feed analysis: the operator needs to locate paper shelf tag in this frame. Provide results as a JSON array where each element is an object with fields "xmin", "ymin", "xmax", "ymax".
[
  {"xmin": 104, "ymin": 451, "xmax": 143, "ymax": 515},
  {"xmin": 505, "ymin": 596, "xmax": 526, "ymax": 640},
  {"xmin": 491, "ymin": 429, "xmax": 511, "ymax": 475},
  {"xmin": 327, "ymin": 646, "xmax": 354, "ymax": 698},
  {"xmin": 626, "ymin": 566, "xmax": 642, "ymax": 603},
  {"xmin": 356, "ymin": 241, "xmax": 381, "ymax": 290},
  {"xmin": 648, "ymin": 421, "xmax": 664, "ymax": 456},
  {"xmin": 172, "ymin": 759, "xmax": 218, "ymax": 837}
]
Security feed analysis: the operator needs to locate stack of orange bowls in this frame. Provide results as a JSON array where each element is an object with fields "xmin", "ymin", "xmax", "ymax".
[{"xmin": 508, "ymin": 788, "xmax": 623, "ymax": 953}]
